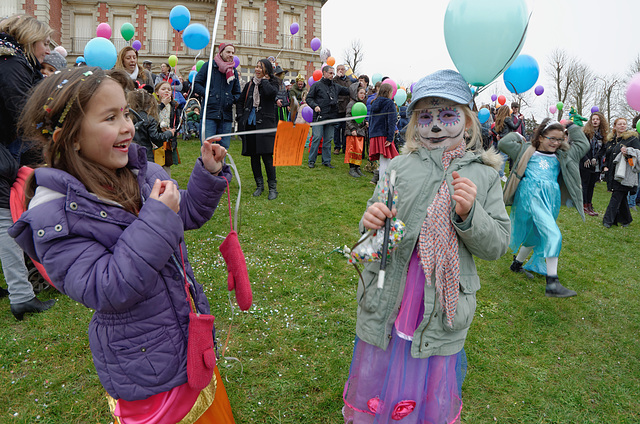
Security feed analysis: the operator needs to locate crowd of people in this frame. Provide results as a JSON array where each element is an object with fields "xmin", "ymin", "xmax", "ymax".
[{"xmin": 1, "ymin": 12, "xmax": 640, "ymax": 424}]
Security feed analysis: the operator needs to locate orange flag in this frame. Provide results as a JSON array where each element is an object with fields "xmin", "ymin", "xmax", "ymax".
[{"xmin": 273, "ymin": 121, "xmax": 310, "ymax": 166}]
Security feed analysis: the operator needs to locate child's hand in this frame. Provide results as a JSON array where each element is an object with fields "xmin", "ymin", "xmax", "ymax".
[
  {"xmin": 363, "ymin": 202, "xmax": 397, "ymax": 230},
  {"xmin": 201, "ymin": 139, "xmax": 227, "ymax": 174},
  {"xmin": 150, "ymin": 179, "xmax": 180, "ymax": 213},
  {"xmin": 451, "ymin": 171, "xmax": 477, "ymax": 222}
]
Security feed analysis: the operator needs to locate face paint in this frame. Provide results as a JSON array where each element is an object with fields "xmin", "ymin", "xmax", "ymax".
[{"xmin": 415, "ymin": 97, "xmax": 466, "ymax": 151}]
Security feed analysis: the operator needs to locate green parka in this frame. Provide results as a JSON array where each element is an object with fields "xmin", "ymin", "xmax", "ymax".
[
  {"xmin": 355, "ymin": 147, "xmax": 510, "ymax": 359},
  {"xmin": 498, "ymin": 124, "xmax": 590, "ymax": 221}
]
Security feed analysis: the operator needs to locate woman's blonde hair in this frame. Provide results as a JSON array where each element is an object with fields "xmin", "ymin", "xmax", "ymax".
[
  {"xmin": 403, "ymin": 98, "xmax": 482, "ymax": 154},
  {"xmin": 0, "ymin": 15, "xmax": 52, "ymax": 65}
]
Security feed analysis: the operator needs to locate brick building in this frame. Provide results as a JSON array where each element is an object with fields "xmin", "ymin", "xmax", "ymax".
[{"xmin": 2, "ymin": 0, "xmax": 327, "ymax": 83}]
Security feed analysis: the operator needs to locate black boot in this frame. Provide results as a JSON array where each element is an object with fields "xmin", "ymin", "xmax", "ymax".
[
  {"xmin": 370, "ymin": 169, "xmax": 379, "ymax": 185},
  {"xmin": 0, "ymin": 287, "xmax": 9, "ymax": 298},
  {"xmin": 267, "ymin": 180, "xmax": 278, "ymax": 200},
  {"xmin": 253, "ymin": 177, "xmax": 264, "ymax": 197},
  {"xmin": 11, "ymin": 297, "xmax": 56, "ymax": 321},
  {"xmin": 545, "ymin": 276, "xmax": 577, "ymax": 298},
  {"xmin": 510, "ymin": 255, "xmax": 534, "ymax": 279}
]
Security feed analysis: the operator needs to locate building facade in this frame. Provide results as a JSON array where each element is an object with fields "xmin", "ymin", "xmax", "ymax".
[{"xmin": 3, "ymin": 0, "xmax": 326, "ymax": 83}]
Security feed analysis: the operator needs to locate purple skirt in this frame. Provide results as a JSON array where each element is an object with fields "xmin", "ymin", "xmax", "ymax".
[{"xmin": 343, "ymin": 329, "xmax": 462, "ymax": 424}]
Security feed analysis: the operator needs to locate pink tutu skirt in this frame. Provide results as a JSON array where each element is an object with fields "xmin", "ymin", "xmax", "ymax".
[{"xmin": 343, "ymin": 330, "xmax": 463, "ymax": 424}]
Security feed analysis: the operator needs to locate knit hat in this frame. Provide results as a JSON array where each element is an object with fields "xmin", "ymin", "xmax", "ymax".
[
  {"xmin": 42, "ymin": 51, "xmax": 67, "ymax": 71},
  {"xmin": 407, "ymin": 69, "xmax": 473, "ymax": 115},
  {"xmin": 218, "ymin": 42, "xmax": 234, "ymax": 53}
]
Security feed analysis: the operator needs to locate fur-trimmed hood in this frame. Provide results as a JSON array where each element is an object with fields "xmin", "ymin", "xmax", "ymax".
[{"xmin": 606, "ymin": 130, "xmax": 638, "ymax": 142}]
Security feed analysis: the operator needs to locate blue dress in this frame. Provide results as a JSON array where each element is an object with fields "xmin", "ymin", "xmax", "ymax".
[{"xmin": 509, "ymin": 152, "xmax": 562, "ymax": 275}]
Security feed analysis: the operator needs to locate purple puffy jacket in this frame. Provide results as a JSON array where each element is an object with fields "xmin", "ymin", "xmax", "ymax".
[{"xmin": 9, "ymin": 144, "xmax": 231, "ymax": 401}]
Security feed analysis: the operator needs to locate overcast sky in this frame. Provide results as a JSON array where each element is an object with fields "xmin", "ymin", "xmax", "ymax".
[{"xmin": 321, "ymin": 0, "xmax": 640, "ymax": 120}]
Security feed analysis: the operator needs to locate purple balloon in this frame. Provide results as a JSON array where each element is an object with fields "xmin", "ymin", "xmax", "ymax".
[
  {"xmin": 233, "ymin": 55, "xmax": 240, "ymax": 68},
  {"xmin": 591, "ymin": 106, "xmax": 599, "ymax": 113},
  {"xmin": 534, "ymin": 85, "xmax": 544, "ymax": 96},
  {"xmin": 310, "ymin": 37, "xmax": 321, "ymax": 52},
  {"xmin": 301, "ymin": 105, "xmax": 313, "ymax": 123},
  {"xmin": 410, "ymin": 82, "xmax": 416, "ymax": 93},
  {"xmin": 491, "ymin": 94, "xmax": 497, "ymax": 102},
  {"xmin": 308, "ymin": 76, "xmax": 315, "ymax": 87},
  {"xmin": 132, "ymin": 40, "xmax": 141, "ymax": 51},
  {"xmin": 290, "ymin": 22, "xmax": 299, "ymax": 35}
]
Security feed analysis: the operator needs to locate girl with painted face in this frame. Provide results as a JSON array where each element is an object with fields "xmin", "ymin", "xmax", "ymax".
[
  {"xmin": 499, "ymin": 118, "xmax": 589, "ymax": 297},
  {"xmin": 343, "ymin": 70, "xmax": 510, "ymax": 424}
]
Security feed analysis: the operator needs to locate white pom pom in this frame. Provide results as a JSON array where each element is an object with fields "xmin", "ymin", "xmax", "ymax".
[{"xmin": 54, "ymin": 46, "xmax": 68, "ymax": 57}]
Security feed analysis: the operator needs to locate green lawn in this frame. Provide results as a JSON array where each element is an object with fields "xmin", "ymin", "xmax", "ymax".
[{"xmin": 1, "ymin": 137, "xmax": 638, "ymax": 423}]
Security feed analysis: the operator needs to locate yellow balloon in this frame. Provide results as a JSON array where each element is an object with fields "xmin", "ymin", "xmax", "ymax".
[{"xmin": 168, "ymin": 55, "xmax": 178, "ymax": 68}]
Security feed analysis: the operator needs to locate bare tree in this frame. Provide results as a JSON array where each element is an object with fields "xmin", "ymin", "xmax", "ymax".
[
  {"xmin": 595, "ymin": 75, "xmax": 620, "ymax": 123},
  {"xmin": 568, "ymin": 62, "xmax": 593, "ymax": 116},
  {"xmin": 343, "ymin": 39, "xmax": 364, "ymax": 76},
  {"xmin": 546, "ymin": 48, "xmax": 577, "ymax": 119}
]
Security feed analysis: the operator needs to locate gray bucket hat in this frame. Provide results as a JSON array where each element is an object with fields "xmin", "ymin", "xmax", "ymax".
[
  {"xmin": 407, "ymin": 69, "xmax": 473, "ymax": 115},
  {"xmin": 42, "ymin": 51, "xmax": 67, "ymax": 71}
]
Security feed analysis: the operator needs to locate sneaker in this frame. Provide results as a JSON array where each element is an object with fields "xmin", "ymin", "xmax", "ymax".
[
  {"xmin": 333, "ymin": 148, "xmax": 341, "ymax": 154},
  {"xmin": 323, "ymin": 163, "xmax": 335, "ymax": 169},
  {"xmin": 545, "ymin": 276, "xmax": 577, "ymax": 298},
  {"xmin": 308, "ymin": 163, "xmax": 315, "ymax": 168},
  {"xmin": 349, "ymin": 168, "xmax": 361, "ymax": 178}
]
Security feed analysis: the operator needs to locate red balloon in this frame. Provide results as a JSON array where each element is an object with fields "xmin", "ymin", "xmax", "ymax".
[
  {"xmin": 498, "ymin": 95, "xmax": 507, "ymax": 105},
  {"xmin": 312, "ymin": 69, "xmax": 322, "ymax": 81}
]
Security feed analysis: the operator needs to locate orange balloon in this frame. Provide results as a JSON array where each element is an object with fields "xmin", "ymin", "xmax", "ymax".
[
  {"xmin": 326, "ymin": 56, "xmax": 335, "ymax": 67},
  {"xmin": 498, "ymin": 95, "xmax": 506, "ymax": 105},
  {"xmin": 313, "ymin": 69, "xmax": 322, "ymax": 81}
]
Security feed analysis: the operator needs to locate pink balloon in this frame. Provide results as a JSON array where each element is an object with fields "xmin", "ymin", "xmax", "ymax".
[
  {"xmin": 96, "ymin": 22, "xmax": 112, "ymax": 39},
  {"xmin": 626, "ymin": 73, "xmax": 640, "ymax": 111},
  {"xmin": 192, "ymin": 65, "xmax": 197, "ymax": 70},
  {"xmin": 549, "ymin": 105, "xmax": 557, "ymax": 114},
  {"xmin": 382, "ymin": 78, "xmax": 397, "ymax": 98}
]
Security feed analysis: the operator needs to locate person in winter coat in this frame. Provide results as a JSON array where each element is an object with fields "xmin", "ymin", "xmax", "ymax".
[
  {"xmin": 499, "ymin": 119, "xmax": 589, "ymax": 297},
  {"xmin": 333, "ymin": 64, "xmax": 352, "ymax": 154},
  {"xmin": 345, "ymin": 86, "xmax": 368, "ymax": 178},
  {"xmin": 305, "ymin": 65, "xmax": 350, "ymax": 168},
  {"xmin": 289, "ymin": 74, "xmax": 308, "ymax": 104},
  {"xmin": 580, "ymin": 112, "xmax": 608, "ymax": 216},
  {"xmin": 343, "ymin": 70, "xmax": 509, "ymax": 424},
  {"xmin": 237, "ymin": 59, "xmax": 281, "ymax": 200},
  {"xmin": 154, "ymin": 62, "xmax": 183, "ymax": 92},
  {"xmin": 10, "ymin": 68, "xmax": 236, "ymax": 423},
  {"xmin": 127, "ymin": 89, "xmax": 175, "ymax": 163},
  {"xmin": 155, "ymin": 81, "xmax": 180, "ymax": 176},
  {"xmin": 602, "ymin": 117, "xmax": 640, "ymax": 227},
  {"xmin": 0, "ymin": 14, "xmax": 56, "ymax": 319},
  {"xmin": 368, "ymin": 83, "xmax": 399, "ymax": 180},
  {"xmin": 115, "ymin": 46, "xmax": 154, "ymax": 88},
  {"xmin": 492, "ymin": 104, "xmax": 518, "ymax": 181},
  {"xmin": 274, "ymin": 65, "xmax": 290, "ymax": 122},
  {"xmin": 193, "ymin": 43, "xmax": 241, "ymax": 148}
]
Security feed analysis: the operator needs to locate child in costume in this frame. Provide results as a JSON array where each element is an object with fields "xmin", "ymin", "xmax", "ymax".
[
  {"xmin": 345, "ymin": 86, "xmax": 368, "ymax": 178},
  {"xmin": 9, "ymin": 68, "xmax": 236, "ymax": 424},
  {"xmin": 368, "ymin": 82, "xmax": 399, "ymax": 179},
  {"xmin": 500, "ymin": 118, "xmax": 589, "ymax": 297},
  {"xmin": 343, "ymin": 70, "xmax": 510, "ymax": 424}
]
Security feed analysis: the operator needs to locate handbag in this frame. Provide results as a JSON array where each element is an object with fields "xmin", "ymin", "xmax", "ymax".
[{"xmin": 503, "ymin": 145, "xmax": 536, "ymax": 206}]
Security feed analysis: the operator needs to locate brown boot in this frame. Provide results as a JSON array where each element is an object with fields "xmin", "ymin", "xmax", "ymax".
[{"xmin": 588, "ymin": 203, "xmax": 598, "ymax": 216}]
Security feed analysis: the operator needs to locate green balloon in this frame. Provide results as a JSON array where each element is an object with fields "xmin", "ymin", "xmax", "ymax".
[
  {"xmin": 556, "ymin": 101, "xmax": 564, "ymax": 110},
  {"xmin": 352, "ymin": 102, "xmax": 367, "ymax": 124},
  {"xmin": 120, "ymin": 23, "xmax": 135, "ymax": 41},
  {"xmin": 196, "ymin": 60, "xmax": 205, "ymax": 72},
  {"xmin": 636, "ymin": 119, "xmax": 640, "ymax": 133}
]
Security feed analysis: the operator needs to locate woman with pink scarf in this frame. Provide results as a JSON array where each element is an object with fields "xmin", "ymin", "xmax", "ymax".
[{"xmin": 193, "ymin": 43, "xmax": 241, "ymax": 148}]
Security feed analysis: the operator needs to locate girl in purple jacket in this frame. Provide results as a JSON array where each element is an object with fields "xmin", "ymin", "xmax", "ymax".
[{"xmin": 10, "ymin": 67, "xmax": 236, "ymax": 423}]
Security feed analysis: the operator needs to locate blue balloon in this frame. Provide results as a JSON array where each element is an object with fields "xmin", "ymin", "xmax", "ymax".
[
  {"xmin": 503, "ymin": 54, "xmax": 539, "ymax": 94},
  {"xmin": 76, "ymin": 56, "xmax": 85, "ymax": 64},
  {"xmin": 182, "ymin": 23, "xmax": 210, "ymax": 50},
  {"xmin": 188, "ymin": 70, "xmax": 197, "ymax": 82},
  {"xmin": 444, "ymin": 0, "xmax": 528, "ymax": 86},
  {"xmin": 170, "ymin": 5, "xmax": 191, "ymax": 32},
  {"xmin": 478, "ymin": 108, "xmax": 491, "ymax": 124},
  {"xmin": 83, "ymin": 37, "xmax": 117, "ymax": 70}
]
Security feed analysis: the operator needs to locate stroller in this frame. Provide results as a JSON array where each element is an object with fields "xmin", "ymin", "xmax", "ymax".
[{"xmin": 182, "ymin": 97, "xmax": 202, "ymax": 139}]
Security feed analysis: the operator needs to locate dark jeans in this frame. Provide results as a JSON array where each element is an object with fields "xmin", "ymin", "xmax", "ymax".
[
  {"xmin": 251, "ymin": 154, "xmax": 276, "ymax": 182},
  {"xmin": 333, "ymin": 112, "xmax": 346, "ymax": 151},
  {"xmin": 580, "ymin": 167, "xmax": 599, "ymax": 204},
  {"xmin": 603, "ymin": 189, "xmax": 632, "ymax": 226}
]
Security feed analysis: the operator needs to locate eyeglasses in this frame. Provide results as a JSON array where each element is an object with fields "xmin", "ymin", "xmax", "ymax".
[{"xmin": 543, "ymin": 136, "xmax": 564, "ymax": 143}]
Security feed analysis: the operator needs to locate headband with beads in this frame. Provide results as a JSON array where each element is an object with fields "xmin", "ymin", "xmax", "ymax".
[{"xmin": 39, "ymin": 70, "xmax": 96, "ymax": 136}]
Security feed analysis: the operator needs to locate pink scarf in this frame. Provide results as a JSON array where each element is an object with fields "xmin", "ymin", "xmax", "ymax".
[
  {"xmin": 214, "ymin": 53, "xmax": 235, "ymax": 84},
  {"xmin": 417, "ymin": 141, "xmax": 466, "ymax": 326}
]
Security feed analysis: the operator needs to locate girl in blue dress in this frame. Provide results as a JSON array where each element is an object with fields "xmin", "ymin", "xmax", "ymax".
[{"xmin": 499, "ymin": 118, "xmax": 589, "ymax": 297}]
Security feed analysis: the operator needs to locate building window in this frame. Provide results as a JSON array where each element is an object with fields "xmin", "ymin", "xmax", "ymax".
[
  {"xmin": 150, "ymin": 17, "xmax": 169, "ymax": 55},
  {"xmin": 0, "ymin": 0, "xmax": 18, "ymax": 19},
  {"xmin": 73, "ymin": 14, "xmax": 93, "ymax": 54},
  {"xmin": 113, "ymin": 16, "xmax": 131, "ymax": 53},
  {"xmin": 240, "ymin": 8, "xmax": 260, "ymax": 47},
  {"xmin": 281, "ymin": 13, "xmax": 301, "ymax": 50}
]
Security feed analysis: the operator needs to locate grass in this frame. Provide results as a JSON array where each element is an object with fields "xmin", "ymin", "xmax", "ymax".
[{"xmin": 1, "ymin": 137, "xmax": 638, "ymax": 423}]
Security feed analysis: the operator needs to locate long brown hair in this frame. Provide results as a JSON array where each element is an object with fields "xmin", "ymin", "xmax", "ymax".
[
  {"xmin": 127, "ymin": 89, "xmax": 160, "ymax": 122},
  {"xmin": 18, "ymin": 67, "xmax": 141, "ymax": 214},
  {"xmin": 493, "ymin": 105, "xmax": 511, "ymax": 133},
  {"xmin": 583, "ymin": 111, "xmax": 608, "ymax": 140}
]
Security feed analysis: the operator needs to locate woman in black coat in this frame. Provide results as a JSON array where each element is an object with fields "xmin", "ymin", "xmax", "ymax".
[{"xmin": 237, "ymin": 59, "xmax": 280, "ymax": 200}]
